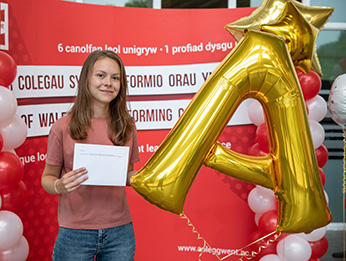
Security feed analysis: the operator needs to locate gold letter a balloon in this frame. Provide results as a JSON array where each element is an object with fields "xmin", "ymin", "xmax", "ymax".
[{"xmin": 131, "ymin": 30, "xmax": 332, "ymax": 233}]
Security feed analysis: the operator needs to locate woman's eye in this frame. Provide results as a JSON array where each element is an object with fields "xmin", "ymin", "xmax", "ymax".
[
  {"xmin": 97, "ymin": 74, "xmax": 105, "ymax": 78},
  {"xmin": 113, "ymin": 76, "xmax": 120, "ymax": 81}
]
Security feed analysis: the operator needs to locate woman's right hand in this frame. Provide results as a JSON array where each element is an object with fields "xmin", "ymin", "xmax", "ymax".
[{"xmin": 55, "ymin": 167, "xmax": 88, "ymax": 194}]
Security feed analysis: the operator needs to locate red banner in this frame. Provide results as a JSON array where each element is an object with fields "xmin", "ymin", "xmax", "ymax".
[{"xmin": 7, "ymin": 0, "xmax": 258, "ymax": 260}]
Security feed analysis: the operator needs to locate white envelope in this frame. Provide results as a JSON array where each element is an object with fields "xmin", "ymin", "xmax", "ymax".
[{"xmin": 73, "ymin": 143, "xmax": 129, "ymax": 186}]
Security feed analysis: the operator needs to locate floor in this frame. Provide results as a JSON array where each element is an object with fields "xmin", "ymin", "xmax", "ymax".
[{"xmin": 322, "ymin": 230, "xmax": 345, "ymax": 260}]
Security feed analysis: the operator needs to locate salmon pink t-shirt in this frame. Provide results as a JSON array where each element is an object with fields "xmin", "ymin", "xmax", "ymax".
[{"xmin": 46, "ymin": 115, "xmax": 140, "ymax": 229}]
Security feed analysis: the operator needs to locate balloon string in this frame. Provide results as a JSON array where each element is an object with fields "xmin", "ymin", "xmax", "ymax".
[
  {"xmin": 180, "ymin": 212, "xmax": 280, "ymax": 261},
  {"xmin": 179, "ymin": 211, "xmax": 222, "ymax": 261},
  {"xmin": 236, "ymin": 231, "xmax": 281, "ymax": 261}
]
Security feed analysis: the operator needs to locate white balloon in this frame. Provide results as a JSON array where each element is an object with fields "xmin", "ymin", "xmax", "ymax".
[
  {"xmin": 277, "ymin": 235, "xmax": 312, "ymax": 261},
  {"xmin": 298, "ymin": 226, "xmax": 327, "ymax": 242},
  {"xmin": 256, "ymin": 185, "xmax": 276, "ymax": 198},
  {"xmin": 0, "ymin": 115, "xmax": 27, "ymax": 150},
  {"xmin": 255, "ymin": 212, "xmax": 262, "ymax": 226},
  {"xmin": 309, "ymin": 120, "xmax": 325, "ymax": 149},
  {"xmin": 0, "ymin": 236, "xmax": 29, "ymax": 261},
  {"xmin": 0, "ymin": 211, "xmax": 23, "ymax": 251},
  {"xmin": 307, "ymin": 95, "xmax": 327, "ymax": 122},
  {"xmin": 324, "ymin": 190, "xmax": 329, "ymax": 204},
  {"xmin": 260, "ymin": 254, "xmax": 282, "ymax": 261},
  {"xmin": 1, "ymin": 148, "xmax": 17, "ymax": 155},
  {"xmin": 248, "ymin": 186, "xmax": 277, "ymax": 214},
  {"xmin": 248, "ymin": 100, "xmax": 265, "ymax": 126},
  {"xmin": 0, "ymin": 87, "xmax": 17, "ymax": 126},
  {"xmin": 328, "ymin": 73, "xmax": 346, "ymax": 126}
]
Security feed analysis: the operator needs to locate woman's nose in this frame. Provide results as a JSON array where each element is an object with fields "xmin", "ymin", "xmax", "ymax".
[{"xmin": 104, "ymin": 77, "xmax": 111, "ymax": 86}]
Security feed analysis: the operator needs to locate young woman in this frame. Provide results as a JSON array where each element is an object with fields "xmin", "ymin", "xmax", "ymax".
[{"xmin": 41, "ymin": 50, "xmax": 140, "ymax": 261}]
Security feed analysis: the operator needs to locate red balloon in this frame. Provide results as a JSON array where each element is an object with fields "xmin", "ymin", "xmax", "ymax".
[
  {"xmin": 0, "ymin": 52, "xmax": 17, "ymax": 87},
  {"xmin": 256, "ymin": 123, "xmax": 269, "ymax": 153},
  {"xmin": 297, "ymin": 69, "xmax": 321, "ymax": 101},
  {"xmin": 258, "ymin": 210, "xmax": 278, "ymax": 235},
  {"xmin": 315, "ymin": 144, "xmax": 328, "ymax": 168},
  {"xmin": 0, "ymin": 152, "xmax": 24, "ymax": 192},
  {"xmin": 305, "ymin": 103, "xmax": 309, "ymax": 115},
  {"xmin": 318, "ymin": 167, "xmax": 326, "ymax": 186},
  {"xmin": 309, "ymin": 236, "xmax": 328, "ymax": 259},
  {"xmin": 0, "ymin": 181, "xmax": 28, "ymax": 213},
  {"xmin": 0, "ymin": 133, "xmax": 3, "ymax": 151},
  {"xmin": 248, "ymin": 143, "xmax": 268, "ymax": 156}
]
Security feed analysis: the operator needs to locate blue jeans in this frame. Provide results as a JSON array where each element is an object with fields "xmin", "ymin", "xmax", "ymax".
[{"xmin": 52, "ymin": 222, "xmax": 135, "ymax": 261}]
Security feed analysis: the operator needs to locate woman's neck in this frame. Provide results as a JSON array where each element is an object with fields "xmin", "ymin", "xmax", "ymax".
[{"xmin": 93, "ymin": 104, "xmax": 109, "ymax": 118}]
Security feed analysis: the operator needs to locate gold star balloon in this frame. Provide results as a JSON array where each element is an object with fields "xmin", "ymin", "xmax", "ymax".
[
  {"xmin": 225, "ymin": 0, "xmax": 334, "ymax": 76},
  {"xmin": 260, "ymin": 2, "xmax": 319, "ymax": 73}
]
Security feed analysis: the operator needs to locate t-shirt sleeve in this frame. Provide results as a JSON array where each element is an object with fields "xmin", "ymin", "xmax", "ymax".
[
  {"xmin": 46, "ymin": 121, "xmax": 64, "ymax": 166},
  {"xmin": 130, "ymin": 125, "xmax": 140, "ymax": 164}
]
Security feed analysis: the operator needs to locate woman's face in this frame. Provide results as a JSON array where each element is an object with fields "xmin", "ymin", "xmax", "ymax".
[{"xmin": 88, "ymin": 57, "xmax": 121, "ymax": 108}]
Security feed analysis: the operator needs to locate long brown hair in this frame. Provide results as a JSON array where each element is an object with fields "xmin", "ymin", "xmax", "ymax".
[{"xmin": 69, "ymin": 50, "xmax": 133, "ymax": 145}]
